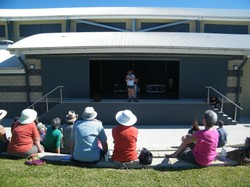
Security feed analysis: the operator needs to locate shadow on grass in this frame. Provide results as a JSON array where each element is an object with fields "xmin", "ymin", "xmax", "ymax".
[
  {"xmin": 153, "ymin": 167, "xmax": 204, "ymax": 172},
  {"xmin": 38, "ymin": 159, "xmax": 206, "ymax": 172},
  {"xmin": 0, "ymin": 153, "xmax": 23, "ymax": 160},
  {"xmin": 44, "ymin": 160, "xmax": 103, "ymax": 168},
  {"xmin": 0, "ymin": 154, "xmax": 100, "ymax": 169},
  {"xmin": 0, "ymin": 153, "xmax": 208, "ymax": 172}
]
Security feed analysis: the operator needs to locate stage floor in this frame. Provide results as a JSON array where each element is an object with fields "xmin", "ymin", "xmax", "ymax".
[{"xmin": 63, "ymin": 98, "xmax": 207, "ymax": 104}]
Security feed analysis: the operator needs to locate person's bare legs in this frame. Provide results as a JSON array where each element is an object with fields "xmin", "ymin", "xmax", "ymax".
[
  {"xmin": 0, "ymin": 125, "xmax": 9, "ymax": 144},
  {"xmin": 128, "ymin": 88, "xmax": 135, "ymax": 101},
  {"xmin": 166, "ymin": 140, "xmax": 189, "ymax": 158}
]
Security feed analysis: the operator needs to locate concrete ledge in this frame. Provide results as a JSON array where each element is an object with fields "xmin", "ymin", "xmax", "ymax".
[
  {"xmin": 36, "ymin": 150, "xmax": 237, "ymax": 169},
  {"xmin": 0, "ymin": 147, "xmax": 238, "ymax": 169}
]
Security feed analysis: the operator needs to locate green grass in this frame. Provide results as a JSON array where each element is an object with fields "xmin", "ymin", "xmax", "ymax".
[{"xmin": 0, "ymin": 156, "xmax": 249, "ymax": 187}]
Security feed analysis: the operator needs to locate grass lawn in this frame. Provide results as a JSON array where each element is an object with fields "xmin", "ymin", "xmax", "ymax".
[{"xmin": 0, "ymin": 156, "xmax": 249, "ymax": 187}]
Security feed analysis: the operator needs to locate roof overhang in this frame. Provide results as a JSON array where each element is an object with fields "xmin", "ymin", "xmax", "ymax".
[
  {"xmin": 0, "ymin": 50, "xmax": 24, "ymax": 74},
  {"xmin": 1, "ymin": 7, "xmax": 250, "ymax": 21},
  {"xmin": 8, "ymin": 32, "xmax": 250, "ymax": 57}
]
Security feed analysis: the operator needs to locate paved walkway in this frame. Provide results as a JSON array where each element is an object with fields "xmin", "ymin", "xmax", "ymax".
[{"xmin": 3, "ymin": 117, "xmax": 250, "ymax": 150}]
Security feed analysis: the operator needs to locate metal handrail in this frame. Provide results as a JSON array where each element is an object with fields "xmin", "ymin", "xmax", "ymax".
[
  {"xmin": 206, "ymin": 86, "xmax": 243, "ymax": 121},
  {"xmin": 28, "ymin": 86, "xmax": 64, "ymax": 112}
]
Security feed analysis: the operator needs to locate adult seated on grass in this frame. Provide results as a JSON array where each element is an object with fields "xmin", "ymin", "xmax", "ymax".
[
  {"xmin": 71, "ymin": 107, "xmax": 108, "ymax": 164},
  {"xmin": 0, "ymin": 110, "xmax": 9, "ymax": 152},
  {"xmin": 165, "ymin": 110, "xmax": 219, "ymax": 167},
  {"xmin": 112, "ymin": 110, "xmax": 138, "ymax": 163},
  {"xmin": 182, "ymin": 120, "xmax": 201, "ymax": 150},
  {"xmin": 44, "ymin": 117, "xmax": 62, "ymax": 154},
  {"xmin": 7, "ymin": 109, "xmax": 44, "ymax": 158},
  {"xmin": 187, "ymin": 120, "xmax": 200, "ymax": 135},
  {"xmin": 226, "ymin": 137, "xmax": 250, "ymax": 165},
  {"xmin": 61, "ymin": 110, "xmax": 78, "ymax": 154},
  {"xmin": 245, "ymin": 137, "xmax": 250, "ymax": 147}
]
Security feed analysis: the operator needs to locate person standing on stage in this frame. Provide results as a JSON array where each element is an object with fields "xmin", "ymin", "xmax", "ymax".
[{"xmin": 126, "ymin": 70, "xmax": 138, "ymax": 102}]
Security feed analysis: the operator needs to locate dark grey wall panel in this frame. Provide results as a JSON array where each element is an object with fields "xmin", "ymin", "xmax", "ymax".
[
  {"xmin": 0, "ymin": 25, "xmax": 6, "ymax": 37},
  {"xmin": 40, "ymin": 55, "xmax": 229, "ymax": 100},
  {"xmin": 0, "ymin": 102, "xmax": 28, "ymax": 121},
  {"xmin": 41, "ymin": 56, "xmax": 89, "ymax": 98},
  {"xmin": 77, "ymin": 22, "xmax": 126, "ymax": 32},
  {"xmin": 20, "ymin": 24, "xmax": 61, "ymax": 37},
  {"xmin": 0, "ymin": 86, "xmax": 41, "ymax": 92},
  {"xmin": 179, "ymin": 57, "xmax": 228, "ymax": 98},
  {"xmin": 204, "ymin": 24, "xmax": 248, "ymax": 34},
  {"xmin": 141, "ymin": 22, "xmax": 189, "ymax": 32},
  {"xmin": 39, "ymin": 100, "xmax": 211, "ymax": 125}
]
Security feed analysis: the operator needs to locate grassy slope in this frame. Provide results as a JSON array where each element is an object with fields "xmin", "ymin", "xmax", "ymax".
[{"xmin": 0, "ymin": 157, "xmax": 249, "ymax": 187}]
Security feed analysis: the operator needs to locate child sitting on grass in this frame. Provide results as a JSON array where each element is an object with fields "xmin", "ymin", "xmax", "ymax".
[
  {"xmin": 36, "ymin": 121, "xmax": 47, "ymax": 145},
  {"xmin": 44, "ymin": 117, "xmax": 62, "ymax": 154}
]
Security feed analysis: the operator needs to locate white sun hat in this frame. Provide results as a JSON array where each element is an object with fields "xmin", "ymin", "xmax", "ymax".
[
  {"xmin": 18, "ymin": 108, "xmax": 37, "ymax": 124},
  {"xmin": 115, "ymin": 110, "xmax": 137, "ymax": 126},
  {"xmin": 0, "ymin": 110, "xmax": 7, "ymax": 120},
  {"xmin": 82, "ymin": 107, "xmax": 97, "ymax": 120}
]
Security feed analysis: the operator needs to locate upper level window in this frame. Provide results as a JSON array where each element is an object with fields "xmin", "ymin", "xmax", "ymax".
[
  {"xmin": 77, "ymin": 22, "xmax": 126, "ymax": 32},
  {"xmin": 141, "ymin": 22, "xmax": 189, "ymax": 32},
  {"xmin": 0, "ymin": 25, "xmax": 6, "ymax": 37},
  {"xmin": 20, "ymin": 24, "xmax": 61, "ymax": 37},
  {"xmin": 204, "ymin": 24, "xmax": 248, "ymax": 34}
]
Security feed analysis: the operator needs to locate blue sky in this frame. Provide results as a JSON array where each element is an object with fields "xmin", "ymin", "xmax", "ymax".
[{"xmin": 0, "ymin": 0, "xmax": 250, "ymax": 9}]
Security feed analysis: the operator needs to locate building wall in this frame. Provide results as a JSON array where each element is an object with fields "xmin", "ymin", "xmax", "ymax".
[
  {"xmin": 1, "ymin": 15, "xmax": 249, "ymax": 118},
  {"xmin": 41, "ymin": 56, "xmax": 90, "ymax": 98},
  {"xmin": 0, "ymin": 57, "xmax": 43, "ymax": 117},
  {"xmin": 241, "ymin": 60, "xmax": 250, "ymax": 115},
  {"xmin": 0, "ymin": 75, "xmax": 26, "ymax": 102},
  {"xmin": 179, "ymin": 57, "xmax": 228, "ymax": 98},
  {"xmin": 39, "ymin": 55, "xmax": 230, "ymax": 99},
  {"xmin": 25, "ymin": 58, "xmax": 43, "ymax": 101},
  {"xmin": 13, "ymin": 20, "xmax": 66, "ymax": 41},
  {"xmin": 227, "ymin": 59, "xmax": 242, "ymax": 102},
  {"xmin": 0, "ymin": 73, "xmax": 27, "ymax": 117},
  {"xmin": 0, "ymin": 54, "xmax": 244, "ymax": 117},
  {"xmin": 0, "ymin": 21, "xmax": 7, "ymax": 40},
  {"xmin": 2, "ymin": 18, "xmax": 249, "ymax": 42},
  {"xmin": 200, "ymin": 20, "xmax": 250, "ymax": 33},
  {"xmin": 70, "ymin": 19, "xmax": 128, "ymax": 32}
]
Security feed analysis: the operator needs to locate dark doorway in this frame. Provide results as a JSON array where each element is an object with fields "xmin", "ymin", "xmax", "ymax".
[{"xmin": 90, "ymin": 60, "xmax": 179, "ymax": 99}]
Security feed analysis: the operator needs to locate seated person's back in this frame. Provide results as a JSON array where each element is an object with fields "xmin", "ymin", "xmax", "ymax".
[
  {"xmin": 61, "ymin": 110, "xmax": 78, "ymax": 154},
  {"xmin": 72, "ymin": 107, "xmax": 108, "ymax": 163},
  {"xmin": 112, "ymin": 110, "xmax": 138, "ymax": 162},
  {"xmin": 217, "ymin": 120, "xmax": 228, "ymax": 148},
  {"xmin": 44, "ymin": 117, "xmax": 62, "ymax": 154}
]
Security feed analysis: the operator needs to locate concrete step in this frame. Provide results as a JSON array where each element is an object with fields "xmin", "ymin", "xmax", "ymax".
[{"xmin": 213, "ymin": 109, "xmax": 237, "ymax": 125}]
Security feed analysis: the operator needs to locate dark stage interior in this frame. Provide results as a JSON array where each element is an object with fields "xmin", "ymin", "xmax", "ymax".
[{"xmin": 90, "ymin": 60, "xmax": 179, "ymax": 100}]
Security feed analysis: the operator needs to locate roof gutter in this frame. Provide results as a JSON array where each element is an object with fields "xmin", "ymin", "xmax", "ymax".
[
  {"xmin": 1, "ymin": 15, "xmax": 250, "ymax": 22},
  {"xmin": 8, "ymin": 47, "xmax": 250, "ymax": 56}
]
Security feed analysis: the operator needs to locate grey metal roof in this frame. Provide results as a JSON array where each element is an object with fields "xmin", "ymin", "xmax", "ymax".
[
  {"xmin": 8, "ymin": 32, "xmax": 250, "ymax": 57},
  {"xmin": 0, "ymin": 7, "xmax": 250, "ymax": 21},
  {"xmin": 0, "ymin": 50, "xmax": 24, "ymax": 73}
]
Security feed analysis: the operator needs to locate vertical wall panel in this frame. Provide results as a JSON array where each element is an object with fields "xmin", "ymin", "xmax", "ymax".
[{"xmin": 41, "ymin": 56, "xmax": 89, "ymax": 98}]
